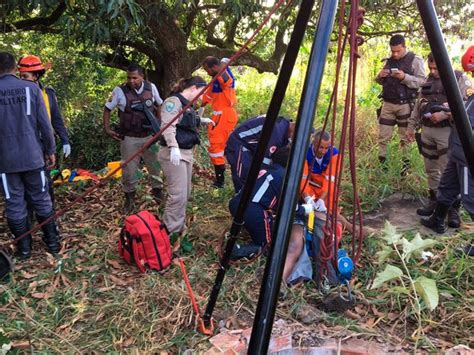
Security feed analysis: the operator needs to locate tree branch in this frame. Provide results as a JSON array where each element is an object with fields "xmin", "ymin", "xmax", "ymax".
[
  {"xmin": 190, "ymin": 47, "xmax": 280, "ymax": 73},
  {"xmin": 205, "ymin": 17, "xmax": 226, "ymax": 48},
  {"xmin": 102, "ymin": 51, "xmax": 131, "ymax": 71},
  {"xmin": 2, "ymin": 1, "xmax": 67, "ymax": 32},
  {"xmin": 225, "ymin": 17, "xmax": 239, "ymax": 47},
  {"xmin": 183, "ymin": 0, "xmax": 200, "ymax": 38}
]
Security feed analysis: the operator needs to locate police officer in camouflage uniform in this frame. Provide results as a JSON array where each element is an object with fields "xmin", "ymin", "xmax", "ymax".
[
  {"xmin": 407, "ymin": 53, "xmax": 472, "ymax": 225},
  {"xmin": 375, "ymin": 35, "xmax": 425, "ymax": 173},
  {"xmin": 0, "ymin": 52, "xmax": 61, "ymax": 259},
  {"xmin": 421, "ymin": 46, "xmax": 474, "ymax": 254}
]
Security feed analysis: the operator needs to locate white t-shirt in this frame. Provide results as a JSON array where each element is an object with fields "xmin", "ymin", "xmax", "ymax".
[{"xmin": 105, "ymin": 81, "xmax": 163, "ymax": 112}]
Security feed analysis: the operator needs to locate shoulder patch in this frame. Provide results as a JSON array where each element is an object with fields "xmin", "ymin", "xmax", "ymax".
[
  {"xmin": 165, "ymin": 100, "xmax": 176, "ymax": 112},
  {"xmin": 467, "ymin": 88, "xmax": 474, "ymax": 98}
]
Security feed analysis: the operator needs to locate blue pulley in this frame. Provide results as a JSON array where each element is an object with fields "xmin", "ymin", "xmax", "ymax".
[{"xmin": 337, "ymin": 249, "xmax": 353, "ymax": 282}]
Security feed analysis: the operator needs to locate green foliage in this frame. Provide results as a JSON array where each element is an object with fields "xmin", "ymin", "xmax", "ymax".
[
  {"xmin": 371, "ymin": 222, "xmax": 440, "ymax": 313},
  {"xmin": 414, "ymin": 276, "xmax": 439, "ymax": 311},
  {"xmin": 370, "ymin": 264, "xmax": 403, "ymax": 289},
  {"xmin": 68, "ymin": 102, "xmax": 120, "ymax": 169}
]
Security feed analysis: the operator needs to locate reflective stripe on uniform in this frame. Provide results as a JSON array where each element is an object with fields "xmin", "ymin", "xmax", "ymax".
[
  {"xmin": 252, "ymin": 174, "xmax": 274, "ymax": 203},
  {"xmin": 325, "ymin": 175, "xmax": 336, "ymax": 182},
  {"xmin": 42, "ymin": 89, "xmax": 52, "ymax": 120},
  {"xmin": 239, "ymin": 125, "xmax": 263, "ymax": 139},
  {"xmin": 40, "ymin": 170, "xmax": 46, "ymax": 192},
  {"xmin": 1, "ymin": 174, "xmax": 10, "ymax": 199},
  {"xmin": 464, "ymin": 167, "xmax": 468, "ymax": 195},
  {"xmin": 209, "ymin": 151, "xmax": 225, "ymax": 158},
  {"xmin": 263, "ymin": 157, "xmax": 272, "ymax": 165},
  {"xmin": 25, "ymin": 87, "xmax": 31, "ymax": 115}
]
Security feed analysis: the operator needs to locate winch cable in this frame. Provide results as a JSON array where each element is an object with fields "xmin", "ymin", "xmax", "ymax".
[
  {"xmin": 0, "ymin": 0, "xmax": 288, "ymax": 251},
  {"xmin": 304, "ymin": 0, "xmax": 346, "ymax": 272},
  {"xmin": 309, "ymin": 1, "xmax": 365, "ymax": 282},
  {"xmin": 329, "ymin": 2, "xmax": 365, "ymax": 266}
]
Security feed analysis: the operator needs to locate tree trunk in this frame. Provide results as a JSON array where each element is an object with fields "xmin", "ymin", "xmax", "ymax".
[{"xmin": 141, "ymin": 2, "xmax": 193, "ymax": 98}]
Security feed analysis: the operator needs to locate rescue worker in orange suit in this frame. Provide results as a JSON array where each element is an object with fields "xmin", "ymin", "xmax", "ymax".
[
  {"xmin": 301, "ymin": 130, "xmax": 339, "ymax": 214},
  {"xmin": 202, "ymin": 56, "xmax": 238, "ymax": 188},
  {"xmin": 17, "ymin": 55, "xmax": 71, "ymax": 208}
]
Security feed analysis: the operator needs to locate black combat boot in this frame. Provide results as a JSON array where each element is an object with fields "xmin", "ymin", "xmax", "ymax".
[
  {"xmin": 7, "ymin": 217, "xmax": 32, "ymax": 260},
  {"xmin": 151, "ymin": 188, "xmax": 163, "ymax": 203},
  {"xmin": 447, "ymin": 198, "xmax": 461, "ymax": 228},
  {"xmin": 124, "ymin": 191, "xmax": 136, "ymax": 214},
  {"xmin": 36, "ymin": 212, "xmax": 61, "ymax": 255},
  {"xmin": 420, "ymin": 202, "xmax": 449, "ymax": 234},
  {"xmin": 230, "ymin": 243, "xmax": 262, "ymax": 261},
  {"xmin": 213, "ymin": 165, "xmax": 225, "ymax": 188},
  {"xmin": 417, "ymin": 189, "xmax": 437, "ymax": 216}
]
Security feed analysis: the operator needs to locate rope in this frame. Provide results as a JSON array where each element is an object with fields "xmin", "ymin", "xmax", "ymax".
[
  {"xmin": 315, "ymin": 1, "xmax": 365, "ymax": 280},
  {"xmin": 0, "ymin": 0, "xmax": 288, "ymax": 251},
  {"xmin": 177, "ymin": 257, "xmax": 214, "ymax": 335}
]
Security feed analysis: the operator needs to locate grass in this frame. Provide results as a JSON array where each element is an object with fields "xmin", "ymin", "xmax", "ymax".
[{"xmin": 0, "ymin": 119, "xmax": 472, "ymax": 353}]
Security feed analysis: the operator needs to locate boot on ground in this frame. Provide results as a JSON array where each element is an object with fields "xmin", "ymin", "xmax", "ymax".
[
  {"xmin": 124, "ymin": 191, "xmax": 136, "ymax": 214},
  {"xmin": 37, "ymin": 212, "xmax": 61, "ymax": 255},
  {"xmin": 421, "ymin": 202, "xmax": 449, "ymax": 234},
  {"xmin": 7, "ymin": 217, "xmax": 32, "ymax": 260},
  {"xmin": 417, "ymin": 189, "xmax": 437, "ymax": 216},
  {"xmin": 230, "ymin": 243, "xmax": 262, "ymax": 261},
  {"xmin": 447, "ymin": 199, "xmax": 461, "ymax": 228},
  {"xmin": 213, "ymin": 165, "xmax": 225, "ymax": 188}
]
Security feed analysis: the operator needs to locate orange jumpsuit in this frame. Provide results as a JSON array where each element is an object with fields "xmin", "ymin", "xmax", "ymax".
[
  {"xmin": 300, "ymin": 146, "xmax": 340, "ymax": 211},
  {"xmin": 202, "ymin": 68, "xmax": 238, "ymax": 166}
]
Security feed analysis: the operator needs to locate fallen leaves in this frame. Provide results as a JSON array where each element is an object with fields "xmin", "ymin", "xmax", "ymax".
[{"xmin": 31, "ymin": 292, "xmax": 51, "ymax": 299}]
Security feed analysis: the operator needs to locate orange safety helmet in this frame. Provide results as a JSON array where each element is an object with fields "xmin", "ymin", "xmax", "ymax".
[
  {"xmin": 461, "ymin": 45, "xmax": 474, "ymax": 72},
  {"xmin": 18, "ymin": 55, "xmax": 45, "ymax": 72}
]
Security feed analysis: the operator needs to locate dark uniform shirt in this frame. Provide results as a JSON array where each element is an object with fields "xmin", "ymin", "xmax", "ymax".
[
  {"xmin": 43, "ymin": 86, "xmax": 69, "ymax": 145},
  {"xmin": 449, "ymin": 92, "xmax": 474, "ymax": 164},
  {"xmin": 0, "ymin": 74, "xmax": 55, "ymax": 173},
  {"xmin": 229, "ymin": 163, "xmax": 306, "ymax": 219},
  {"xmin": 225, "ymin": 115, "xmax": 291, "ymax": 165}
]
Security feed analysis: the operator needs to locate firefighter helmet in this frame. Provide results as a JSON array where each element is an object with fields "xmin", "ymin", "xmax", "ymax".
[
  {"xmin": 461, "ymin": 46, "xmax": 474, "ymax": 72},
  {"xmin": 17, "ymin": 55, "xmax": 45, "ymax": 72}
]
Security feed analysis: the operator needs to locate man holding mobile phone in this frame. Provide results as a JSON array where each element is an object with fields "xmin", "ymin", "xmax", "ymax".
[{"xmin": 376, "ymin": 35, "xmax": 425, "ymax": 175}]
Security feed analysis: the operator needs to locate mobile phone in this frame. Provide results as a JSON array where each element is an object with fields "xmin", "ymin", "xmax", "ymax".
[{"xmin": 390, "ymin": 68, "xmax": 399, "ymax": 73}]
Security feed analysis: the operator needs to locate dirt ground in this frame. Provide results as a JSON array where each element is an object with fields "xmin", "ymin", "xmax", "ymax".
[{"xmin": 363, "ymin": 192, "xmax": 459, "ymax": 236}]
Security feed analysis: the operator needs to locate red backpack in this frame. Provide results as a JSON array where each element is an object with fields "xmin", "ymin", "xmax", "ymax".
[{"xmin": 118, "ymin": 211, "xmax": 172, "ymax": 273}]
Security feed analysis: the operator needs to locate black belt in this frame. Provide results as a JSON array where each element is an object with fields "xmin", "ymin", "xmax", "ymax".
[
  {"xmin": 384, "ymin": 99, "xmax": 410, "ymax": 105},
  {"xmin": 422, "ymin": 120, "xmax": 451, "ymax": 128}
]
